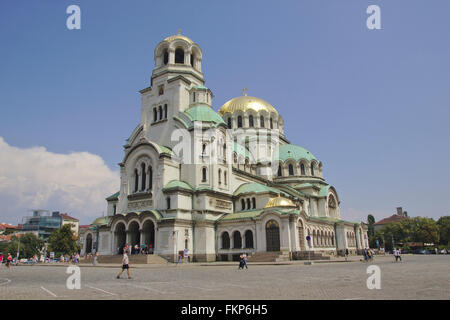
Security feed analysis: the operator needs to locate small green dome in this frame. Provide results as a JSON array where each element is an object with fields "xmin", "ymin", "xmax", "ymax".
[
  {"xmin": 163, "ymin": 180, "xmax": 194, "ymax": 192},
  {"xmin": 183, "ymin": 105, "xmax": 226, "ymax": 126},
  {"xmin": 233, "ymin": 183, "xmax": 282, "ymax": 196},
  {"xmin": 91, "ymin": 216, "xmax": 111, "ymax": 227},
  {"xmin": 274, "ymin": 144, "xmax": 317, "ymax": 162}
]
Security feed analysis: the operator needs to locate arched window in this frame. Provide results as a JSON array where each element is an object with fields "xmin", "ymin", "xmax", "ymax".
[
  {"xmin": 241, "ymin": 199, "xmax": 245, "ymax": 210},
  {"xmin": 245, "ymin": 230, "xmax": 254, "ymax": 248},
  {"xmin": 300, "ymin": 163, "xmax": 306, "ymax": 175},
  {"xmin": 277, "ymin": 165, "xmax": 282, "ymax": 177},
  {"xmin": 260, "ymin": 115, "xmax": 265, "ymax": 128},
  {"xmin": 246, "ymin": 198, "xmax": 251, "ymax": 210},
  {"xmin": 113, "ymin": 204, "xmax": 116, "ymax": 215},
  {"xmin": 134, "ymin": 169, "xmax": 139, "ymax": 192},
  {"xmin": 153, "ymin": 108, "xmax": 157, "ymax": 122},
  {"xmin": 218, "ymin": 169, "xmax": 222, "ymax": 184},
  {"xmin": 311, "ymin": 163, "xmax": 315, "ymax": 176},
  {"xmin": 185, "ymin": 239, "xmax": 188, "ymax": 250},
  {"xmin": 201, "ymin": 143, "xmax": 207, "ymax": 156},
  {"xmin": 224, "ymin": 171, "xmax": 227, "ymax": 185},
  {"xmin": 163, "ymin": 49, "xmax": 168, "ymax": 65},
  {"xmin": 233, "ymin": 231, "xmax": 242, "ymax": 249},
  {"xmin": 288, "ymin": 164, "xmax": 294, "ymax": 176},
  {"xmin": 148, "ymin": 166, "xmax": 153, "ymax": 190},
  {"xmin": 166, "ymin": 197, "xmax": 171, "ymax": 209},
  {"xmin": 190, "ymin": 54, "xmax": 195, "ymax": 67},
  {"xmin": 249, "ymin": 115, "xmax": 254, "ymax": 127},
  {"xmin": 159, "ymin": 105, "xmax": 163, "ymax": 120},
  {"xmin": 175, "ymin": 48, "xmax": 184, "ymax": 64},
  {"xmin": 221, "ymin": 232, "xmax": 230, "ymax": 249},
  {"xmin": 237, "ymin": 116, "xmax": 242, "ymax": 128},
  {"xmin": 141, "ymin": 163, "xmax": 146, "ymax": 191},
  {"xmin": 164, "ymin": 104, "xmax": 168, "ymax": 118},
  {"xmin": 227, "ymin": 118, "xmax": 232, "ymax": 129},
  {"xmin": 270, "ymin": 117, "xmax": 273, "ymax": 129},
  {"xmin": 202, "ymin": 167, "xmax": 207, "ymax": 182},
  {"xmin": 252, "ymin": 197, "xmax": 256, "ymax": 209},
  {"xmin": 193, "ymin": 92, "xmax": 196, "ymax": 102}
]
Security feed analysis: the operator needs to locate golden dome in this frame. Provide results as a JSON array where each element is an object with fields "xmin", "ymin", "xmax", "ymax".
[
  {"xmin": 164, "ymin": 33, "xmax": 194, "ymax": 45},
  {"xmin": 218, "ymin": 95, "xmax": 278, "ymax": 116},
  {"xmin": 264, "ymin": 195, "xmax": 296, "ymax": 209}
]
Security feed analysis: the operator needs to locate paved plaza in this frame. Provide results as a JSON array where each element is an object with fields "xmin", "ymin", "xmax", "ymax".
[{"xmin": 0, "ymin": 255, "xmax": 448, "ymax": 300}]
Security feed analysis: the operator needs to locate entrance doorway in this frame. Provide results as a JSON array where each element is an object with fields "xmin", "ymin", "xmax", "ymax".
[
  {"xmin": 142, "ymin": 220, "xmax": 155, "ymax": 254},
  {"xmin": 266, "ymin": 220, "xmax": 280, "ymax": 251},
  {"xmin": 115, "ymin": 222, "xmax": 126, "ymax": 254},
  {"xmin": 85, "ymin": 233, "xmax": 93, "ymax": 254}
]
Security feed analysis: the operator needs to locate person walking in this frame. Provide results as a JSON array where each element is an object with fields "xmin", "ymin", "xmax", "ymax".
[
  {"xmin": 0, "ymin": 252, "xmax": 3, "ymax": 268},
  {"xmin": 393, "ymin": 248, "xmax": 399, "ymax": 262},
  {"xmin": 397, "ymin": 248, "xmax": 402, "ymax": 262},
  {"xmin": 93, "ymin": 252, "xmax": 98, "ymax": 266},
  {"xmin": 6, "ymin": 253, "xmax": 12, "ymax": 268},
  {"xmin": 363, "ymin": 248, "xmax": 368, "ymax": 262},
  {"xmin": 243, "ymin": 252, "xmax": 248, "ymax": 269},
  {"xmin": 116, "ymin": 249, "xmax": 131, "ymax": 279},
  {"xmin": 344, "ymin": 248, "xmax": 349, "ymax": 261},
  {"xmin": 367, "ymin": 248, "xmax": 372, "ymax": 261},
  {"xmin": 238, "ymin": 254, "xmax": 244, "ymax": 270}
]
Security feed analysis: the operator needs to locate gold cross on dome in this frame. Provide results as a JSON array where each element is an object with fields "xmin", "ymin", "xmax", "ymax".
[
  {"xmin": 177, "ymin": 29, "xmax": 181, "ymax": 35},
  {"xmin": 243, "ymin": 87, "xmax": 248, "ymax": 96}
]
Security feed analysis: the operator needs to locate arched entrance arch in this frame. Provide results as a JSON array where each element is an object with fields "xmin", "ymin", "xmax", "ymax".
[
  {"xmin": 114, "ymin": 222, "xmax": 126, "ymax": 254},
  {"xmin": 265, "ymin": 220, "xmax": 280, "ymax": 252},
  {"xmin": 128, "ymin": 221, "xmax": 141, "ymax": 252},
  {"xmin": 85, "ymin": 233, "xmax": 93, "ymax": 254},
  {"xmin": 142, "ymin": 219, "xmax": 155, "ymax": 253}
]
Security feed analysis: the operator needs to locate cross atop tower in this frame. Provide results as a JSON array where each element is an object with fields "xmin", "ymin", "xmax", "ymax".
[
  {"xmin": 177, "ymin": 29, "xmax": 181, "ymax": 35},
  {"xmin": 243, "ymin": 87, "xmax": 248, "ymax": 96}
]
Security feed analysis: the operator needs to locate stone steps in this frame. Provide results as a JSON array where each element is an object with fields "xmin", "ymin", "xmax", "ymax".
[
  {"xmin": 292, "ymin": 251, "xmax": 331, "ymax": 261},
  {"xmin": 83, "ymin": 254, "xmax": 168, "ymax": 265},
  {"xmin": 247, "ymin": 251, "xmax": 289, "ymax": 262}
]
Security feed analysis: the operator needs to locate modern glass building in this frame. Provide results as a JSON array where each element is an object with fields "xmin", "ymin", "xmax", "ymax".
[{"xmin": 21, "ymin": 210, "xmax": 62, "ymax": 241}]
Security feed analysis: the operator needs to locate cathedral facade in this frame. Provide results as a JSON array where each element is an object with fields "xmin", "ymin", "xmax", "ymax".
[{"xmin": 82, "ymin": 33, "xmax": 369, "ymax": 262}]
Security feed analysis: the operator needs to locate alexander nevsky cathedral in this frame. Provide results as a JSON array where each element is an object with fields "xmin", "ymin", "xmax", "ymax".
[{"xmin": 82, "ymin": 32, "xmax": 369, "ymax": 262}]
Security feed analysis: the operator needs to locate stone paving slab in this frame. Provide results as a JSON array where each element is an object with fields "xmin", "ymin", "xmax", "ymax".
[{"xmin": 1, "ymin": 255, "xmax": 448, "ymax": 300}]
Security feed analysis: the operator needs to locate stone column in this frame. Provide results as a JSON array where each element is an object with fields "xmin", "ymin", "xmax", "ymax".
[
  {"xmin": 168, "ymin": 48, "xmax": 175, "ymax": 64},
  {"xmin": 185, "ymin": 50, "xmax": 191, "ymax": 65},
  {"xmin": 139, "ymin": 229, "xmax": 144, "ymax": 246}
]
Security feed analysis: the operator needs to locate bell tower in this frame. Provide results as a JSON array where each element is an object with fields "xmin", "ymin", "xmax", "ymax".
[{"xmin": 139, "ymin": 31, "xmax": 205, "ymax": 147}]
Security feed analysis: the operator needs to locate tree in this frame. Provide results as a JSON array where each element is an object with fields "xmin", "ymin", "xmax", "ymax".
[
  {"xmin": 5, "ymin": 233, "xmax": 45, "ymax": 259},
  {"xmin": 437, "ymin": 216, "xmax": 450, "ymax": 245},
  {"xmin": 375, "ymin": 217, "xmax": 440, "ymax": 250},
  {"xmin": 48, "ymin": 224, "xmax": 79, "ymax": 257},
  {"xmin": 367, "ymin": 214, "xmax": 376, "ymax": 247}
]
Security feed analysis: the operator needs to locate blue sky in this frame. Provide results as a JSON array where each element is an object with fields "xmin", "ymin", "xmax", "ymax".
[{"xmin": 1, "ymin": 0, "xmax": 449, "ymax": 224}]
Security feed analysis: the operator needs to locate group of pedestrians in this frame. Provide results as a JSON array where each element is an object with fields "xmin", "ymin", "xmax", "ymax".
[
  {"xmin": 119, "ymin": 243, "xmax": 153, "ymax": 255},
  {"xmin": 0, "ymin": 252, "xmax": 13, "ymax": 268},
  {"xmin": 363, "ymin": 248, "xmax": 374, "ymax": 262},
  {"xmin": 393, "ymin": 248, "xmax": 402, "ymax": 262},
  {"xmin": 238, "ymin": 253, "xmax": 248, "ymax": 270}
]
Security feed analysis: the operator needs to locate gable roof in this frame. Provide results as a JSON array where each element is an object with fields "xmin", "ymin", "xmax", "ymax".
[
  {"xmin": 60, "ymin": 213, "xmax": 79, "ymax": 221},
  {"xmin": 374, "ymin": 214, "xmax": 407, "ymax": 226}
]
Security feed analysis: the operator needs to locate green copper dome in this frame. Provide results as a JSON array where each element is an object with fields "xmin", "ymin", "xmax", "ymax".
[
  {"xmin": 163, "ymin": 180, "xmax": 194, "ymax": 192},
  {"xmin": 183, "ymin": 105, "xmax": 226, "ymax": 126},
  {"xmin": 274, "ymin": 144, "xmax": 317, "ymax": 162}
]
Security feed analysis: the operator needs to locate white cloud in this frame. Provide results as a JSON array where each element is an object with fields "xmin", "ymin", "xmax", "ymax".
[{"xmin": 0, "ymin": 137, "xmax": 119, "ymax": 225}]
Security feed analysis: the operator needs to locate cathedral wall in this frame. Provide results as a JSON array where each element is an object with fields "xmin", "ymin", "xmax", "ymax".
[{"xmin": 192, "ymin": 224, "xmax": 216, "ymax": 262}]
